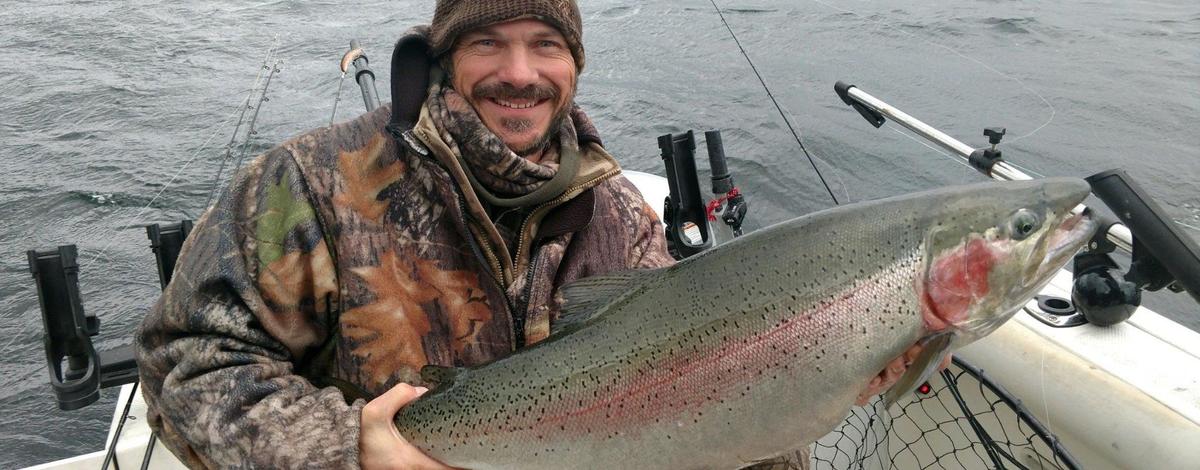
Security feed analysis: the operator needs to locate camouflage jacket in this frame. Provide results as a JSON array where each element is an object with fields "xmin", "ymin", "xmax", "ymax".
[{"xmin": 135, "ymin": 103, "xmax": 674, "ymax": 468}]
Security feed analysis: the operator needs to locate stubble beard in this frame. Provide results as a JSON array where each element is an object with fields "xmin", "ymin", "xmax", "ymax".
[{"xmin": 506, "ymin": 104, "xmax": 571, "ymax": 157}]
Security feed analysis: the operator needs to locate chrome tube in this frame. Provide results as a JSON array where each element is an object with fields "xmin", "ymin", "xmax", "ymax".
[
  {"xmin": 845, "ymin": 86, "xmax": 976, "ymax": 159},
  {"xmin": 841, "ymin": 84, "xmax": 1135, "ymax": 254},
  {"xmin": 989, "ymin": 161, "xmax": 1035, "ymax": 182}
]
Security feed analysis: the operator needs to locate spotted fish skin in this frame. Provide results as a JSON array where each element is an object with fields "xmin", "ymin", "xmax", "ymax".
[{"xmin": 395, "ymin": 178, "xmax": 1095, "ymax": 470}]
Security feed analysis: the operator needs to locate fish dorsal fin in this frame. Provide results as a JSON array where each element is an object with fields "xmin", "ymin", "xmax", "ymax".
[
  {"xmin": 419, "ymin": 365, "xmax": 462, "ymax": 389},
  {"xmin": 553, "ymin": 268, "xmax": 665, "ymax": 337}
]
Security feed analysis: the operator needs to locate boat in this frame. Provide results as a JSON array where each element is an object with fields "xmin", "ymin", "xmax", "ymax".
[{"xmin": 21, "ymin": 40, "xmax": 1200, "ymax": 470}]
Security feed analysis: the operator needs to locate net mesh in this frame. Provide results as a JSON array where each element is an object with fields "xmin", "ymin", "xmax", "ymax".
[{"xmin": 809, "ymin": 357, "xmax": 1079, "ymax": 470}]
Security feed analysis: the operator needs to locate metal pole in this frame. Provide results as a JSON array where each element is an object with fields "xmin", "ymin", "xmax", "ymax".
[
  {"xmin": 100, "ymin": 382, "xmax": 140, "ymax": 470},
  {"xmin": 139, "ymin": 433, "xmax": 157, "ymax": 470},
  {"xmin": 349, "ymin": 40, "xmax": 381, "ymax": 111},
  {"xmin": 844, "ymin": 86, "xmax": 1036, "ymax": 181},
  {"xmin": 841, "ymin": 84, "xmax": 1134, "ymax": 254}
]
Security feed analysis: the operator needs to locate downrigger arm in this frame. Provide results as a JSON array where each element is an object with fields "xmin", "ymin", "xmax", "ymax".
[{"xmin": 834, "ymin": 81, "xmax": 1200, "ymax": 326}]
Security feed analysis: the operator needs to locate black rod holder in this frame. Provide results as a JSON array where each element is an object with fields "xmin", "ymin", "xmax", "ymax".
[
  {"xmin": 1087, "ymin": 169, "xmax": 1200, "ymax": 302},
  {"xmin": 27, "ymin": 245, "xmax": 101, "ymax": 410},
  {"xmin": 704, "ymin": 130, "xmax": 748, "ymax": 237},
  {"xmin": 349, "ymin": 40, "xmax": 381, "ymax": 111},
  {"xmin": 146, "ymin": 220, "xmax": 194, "ymax": 289},
  {"xmin": 659, "ymin": 131, "xmax": 713, "ymax": 259},
  {"xmin": 27, "ymin": 240, "xmax": 155, "ymax": 410}
]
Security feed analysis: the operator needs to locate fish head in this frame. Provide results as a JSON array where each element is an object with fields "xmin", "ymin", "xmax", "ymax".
[{"xmin": 917, "ymin": 178, "xmax": 1096, "ymax": 342}]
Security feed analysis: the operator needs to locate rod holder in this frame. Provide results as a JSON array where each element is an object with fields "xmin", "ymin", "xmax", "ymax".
[
  {"xmin": 28, "ymin": 245, "xmax": 102, "ymax": 410},
  {"xmin": 659, "ymin": 131, "xmax": 713, "ymax": 259},
  {"xmin": 348, "ymin": 40, "xmax": 381, "ymax": 111},
  {"xmin": 1087, "ymin": 170, "xmax": 1200, "ymax": 302},
  {"xmin": 146, "ymin": 220, "xmax": 194, "ymax": 289}
]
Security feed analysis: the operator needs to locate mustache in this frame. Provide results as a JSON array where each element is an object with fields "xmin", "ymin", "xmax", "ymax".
[{"xmin": 472, "ymin": 82, "xmax": 559, "ymax": 102}]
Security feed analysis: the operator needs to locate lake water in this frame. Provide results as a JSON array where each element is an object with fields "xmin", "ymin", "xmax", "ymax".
[{"xmin": 1, "ymin": 0, "xmax": 1197, "ymax": 467}]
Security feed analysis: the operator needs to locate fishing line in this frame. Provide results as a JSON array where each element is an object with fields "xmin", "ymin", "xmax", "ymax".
[
  {"xmin": 708, "ymin": 0, "xmax": 841, "ymax": 206},
  {"xmin": 1176, "ymin": 219, "xmax": 1200, "ymax": 233},
  {"xmin": 886, "ymin": 125, "xmax": 976, "ymax": 174},
  {"xmin": 204, "ymin": 39, "xmax": 281, "ymax": 209},
  {"xmin": 888, "ymin": 121, "xmax": 1052, "ymax": 183},
  {"xmin": 1040, "ymin": 350, "xmax": 1054, "ymax": 438},
  {"xmin": 330, "ymin": 72, "xmax": 348, "ymax": 126},
  {"xmin": 1004, "ymin": 159, "xmax": 1046, "ymax": 179},
  {"xmin": 81, "ymin": 38, "xmax": 281, "ymax": 271},
  {"xmin": 776, "ymin": 106, "xmax": 855, "ymax": 202},
  {"xmin": 805, "ymin": 0, "xmax": 1057, "ymax": 144},
  {"xmin": 81, "ymin": 102, "xmax": 248, "ymax": 270},
  {"xmin": 806, "ymin": 148, "xmax": 852, "ymax": 203}
]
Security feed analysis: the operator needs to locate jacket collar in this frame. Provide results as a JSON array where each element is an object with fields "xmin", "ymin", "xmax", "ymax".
[{"xmin": 388, "ymin": 26, "xmax": 433, "ymax": 135}]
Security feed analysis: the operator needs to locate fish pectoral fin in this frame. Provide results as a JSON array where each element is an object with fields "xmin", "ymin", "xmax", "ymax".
[
  {"xmin": 420, "ymin": 365, "xmax": 464, "ymax": 389},
  {"xmin": 882, "ymin": 331, "xmax": 956, "ymax": 409},
  {"xmin": 554, "ymin": 268, "xmax": 667, "ymax": 337}
]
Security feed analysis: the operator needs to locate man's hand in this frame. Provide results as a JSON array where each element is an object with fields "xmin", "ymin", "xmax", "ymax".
[
  {"xmin": 360, "ymin": 383, "xmax": 457, "ymax": 470},
  {"xmin": 855, "ymin": 343, "xmax": 953, "ymax": 406}
]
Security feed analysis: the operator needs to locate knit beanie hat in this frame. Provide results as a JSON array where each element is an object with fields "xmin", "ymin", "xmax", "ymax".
[{"xmin": 430, "ymin": 0, "xmax": 585, "ymax": 72}]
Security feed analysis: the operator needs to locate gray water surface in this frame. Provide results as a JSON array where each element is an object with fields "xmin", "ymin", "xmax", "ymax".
[{"xmin": 2, "ymin": 1, "xmax": 1197, "ymax": 467}]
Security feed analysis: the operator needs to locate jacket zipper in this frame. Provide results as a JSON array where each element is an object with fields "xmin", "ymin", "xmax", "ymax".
[
  {"xmin": 509, "ymin": 167, "xmax": 621, "ymax": 346},
  {"xmin": 512, "ymin": 249, "xmax": 542, "ymax": 347},
  {"xmin": 512, "ymin": 167, "xmax": 623, "ymax": 273}
]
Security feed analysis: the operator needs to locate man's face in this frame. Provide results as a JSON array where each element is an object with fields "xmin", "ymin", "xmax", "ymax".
[{"xmin": 450, "ymin": 19, "xmax": 577, "ymax": 156}]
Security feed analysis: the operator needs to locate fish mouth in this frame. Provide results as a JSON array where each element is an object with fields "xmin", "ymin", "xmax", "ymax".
[{"xmin": 1031, "ymin": 211, "xmax": 1096, "ymax": 281}]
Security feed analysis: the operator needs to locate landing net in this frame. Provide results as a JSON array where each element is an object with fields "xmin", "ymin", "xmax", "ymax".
[{"xmin": 810, "ymin": 357, "xmax": 1081, "ymax": 470}]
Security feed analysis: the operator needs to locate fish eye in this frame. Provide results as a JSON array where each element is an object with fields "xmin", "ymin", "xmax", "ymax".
[{"xmin": 1009, "ymin": 209, "xmax": 1042, "ymax": 240}]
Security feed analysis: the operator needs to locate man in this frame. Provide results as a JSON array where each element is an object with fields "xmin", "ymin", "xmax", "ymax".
[{"xmin": 136, "ymin": 1, "xmax": 928, "ymax": 468}]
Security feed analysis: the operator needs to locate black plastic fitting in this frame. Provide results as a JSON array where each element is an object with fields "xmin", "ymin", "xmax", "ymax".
[
  {"xmin": 705, "ymin": 130, "xmax": 734, "ymax": 195},
  {"xmin": 834, "ymin": 81, "xmax": 885, "ymax": 128},
  {"xmin": 1087, "ymin": 169, "xmax": 1200, "ymax": 301}
]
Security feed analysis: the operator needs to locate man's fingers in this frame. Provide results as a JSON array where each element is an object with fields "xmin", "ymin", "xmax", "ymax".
[
  {"xmin": 856, "ymin": 376, "xmax": 884, "ymax": 405},
  {"xmin": 857, "ymin": 345, "xmax": 956, "ymax": 406},
  {"xmin": 857, "ymin": 343, "xmax": 922, "ymax": 404},
  {"xmin": 904, "ymin": 343, "xmax": 924, "ymax": 364},
  {"xmin": 359, "ymin": 383, "xmax": 454, "ymax": 470},
  {"xmin": 395, "ymin": 443, "xmax": 459, "ymax": 470},
  {"xmin": 363, "ymin": 383, "xmax": 429, "ymax": 426},
  {"xmin": 878, "ymin": 355, "xmax": 907, "ymax": 388}
]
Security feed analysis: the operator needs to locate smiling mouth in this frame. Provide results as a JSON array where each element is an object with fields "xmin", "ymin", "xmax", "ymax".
[{"xmin": 490, "ymin": 98, "xmax": 546, "ymax": 110}]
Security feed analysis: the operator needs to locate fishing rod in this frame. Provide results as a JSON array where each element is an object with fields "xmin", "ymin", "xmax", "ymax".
[
  {"xmin": 662, "ymin": 1, "xmax": 869, "ymax": 260},
  {"xmin": 330, "ymin": 39, "xmax": 382, "ymax": 124},
  {"xmin": 344, "ymin": 39, "xmax": 382, "ymax": 111},
  {"xmin": 25, "ymin": 39, "xmax": 340, "ymax": 469},
  {"xmin": 708, "ymin": 0, "xmax": 838, "ymax": 207},
  {"xmin": 834, "ymin": 81, "xmax": 1200, "ymax": 319},
  {"xmin": 204, "ymin": 53, "xmax": 283, "ymax": 209}
]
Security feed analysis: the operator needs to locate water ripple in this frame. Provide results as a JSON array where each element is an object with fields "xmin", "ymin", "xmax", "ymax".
[{"xmin": 2, "ymin": 0, "xmax": 1198, "ymax": 467}]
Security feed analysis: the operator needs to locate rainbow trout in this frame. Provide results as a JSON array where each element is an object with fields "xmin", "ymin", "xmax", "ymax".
[{"xmin": 396, "ymin": 178, "xmax": 1095, "ymax": 469}]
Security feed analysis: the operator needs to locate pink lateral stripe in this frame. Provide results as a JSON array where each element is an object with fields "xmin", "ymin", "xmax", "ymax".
[{"xmin": 513, "ymin": 280, "xmax": 887, "ymax": 437}]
